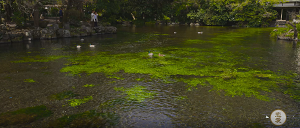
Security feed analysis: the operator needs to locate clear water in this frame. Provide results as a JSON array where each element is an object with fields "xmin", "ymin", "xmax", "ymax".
[{"xmin": 0, "ymin": 25, "xmax": 300, "ymax": 127}]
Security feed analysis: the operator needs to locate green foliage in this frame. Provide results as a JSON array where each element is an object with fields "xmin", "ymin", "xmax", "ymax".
[
  {"xmin": 50, "ymin": 91, "xmax": 80, "ymax": 100},
  {"xmin": 50, "ymin": 7, "xmax": 59, "ymax": 16},
  {"xmin": 68, "ymin": 96, "xmax": 93, "ymax": 107},
  {"xmin": 63, "ymin": 9, "xmax": 85, "ymax": 25},
  {"xmin": 11, "ymin": 10, "xmax": 25, "ymax": 27},
  {"xmin": 24, "ymin": 79, "xmax": 35, "ymax": 83}
]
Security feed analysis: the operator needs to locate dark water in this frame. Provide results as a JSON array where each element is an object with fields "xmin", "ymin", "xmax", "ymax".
[{"xmin": 0, "ymin": 25, "xmax": 300, "ymax": 128}]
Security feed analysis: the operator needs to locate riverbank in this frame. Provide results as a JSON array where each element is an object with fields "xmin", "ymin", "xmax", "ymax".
[
  {"xmin": 270, "ymin": 22, "xmax": 300, "ymax": 41},
  {"xmin": 0, "ymin": 23, "xmax": 117, "ymax": 44}
]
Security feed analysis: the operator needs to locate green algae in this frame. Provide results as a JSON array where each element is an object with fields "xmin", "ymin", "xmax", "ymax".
[
  {"xmin": 24, "ymin": 79, "xmax": 36, "ymax": 83},
  {"xmin": 83, "ymin": 84, "xmax": 95, "ymax": 87},
  {"xmin": 0, "ymin": 105, "xmax": 52, "ymax": 126},
  {"xmin": 12, "ymin": 55, "xmax": 66, "ymax": 63},
  {"xmin": 59, "ymin": 28, "xmax": 299, "ymax": 101},
  {"xmin": 68, "ymin": 96, "xmax": 93, "ymax": 107},
  {"xmin": 49, "ymin": 110, "xmax": 119, "ymax": 128},
  {"xmin": 59, "ymin": 47, "xmax": 296, "ymax": 101},
  {"xmin": 114, "ymin": 85, "xmax": 155, "ymax": 102},
  {"xmin": 175, "ymin": 96, "xmax": 188, "ymax": 101},
  {"xmin": 50, "ymin": 91, "xmax": 80, "ymax": 100}
]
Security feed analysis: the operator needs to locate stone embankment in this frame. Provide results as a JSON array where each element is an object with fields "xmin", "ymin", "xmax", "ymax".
[{"xmin": 0, "ymin": 23, "xmax": 117, "ymax": 43}]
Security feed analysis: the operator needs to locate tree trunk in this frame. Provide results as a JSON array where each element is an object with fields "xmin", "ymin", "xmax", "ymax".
[
  {"xmin": 4, "ymin": 3, "xmax": 12, "ymax": 22},
  {"xmin": 287, "ymin": 21, "xmax": 298, "ymax": 40},
  {"xmin": 33, "ymin": 4, "xmax": 40, "ymax": 27}
]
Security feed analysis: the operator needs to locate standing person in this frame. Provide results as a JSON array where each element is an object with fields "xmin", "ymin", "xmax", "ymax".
[
  {"xmin": 94, "ymin": 12, "xmax": 98, "ymax": 27},
  {"xmin": 59, "ymin": 8, "xmax": 63, "ymax": 23},
  {"xmin": 91, "ymin": 11, "xmax": 95, "ymax": 27}
]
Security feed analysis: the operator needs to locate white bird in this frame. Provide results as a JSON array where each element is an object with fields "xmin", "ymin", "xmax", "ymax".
[
  {"xmin": 89, "ymin": 44, "xmax": 95, "ymax": 47},
  {"xmin": 77, "ymin": 45, "xmax": 81, "ymax": 48},
  {"xmin": 198, "ymin": 32, "xmax": 203, "ymax": 34},
  {"xmin": 266, "ymin": 116, "xmax": 269, "ymax": 118},
  {"xmin": 148, "ymin": 51, "xmax": 153, "ymax": 56},
  {"xmin": 80, "ymin": 39, "xmax": 84, "ymax": 41},
  {"xmin": 174, "ymin": 32, "xmax": 177, "ymax": 34}
]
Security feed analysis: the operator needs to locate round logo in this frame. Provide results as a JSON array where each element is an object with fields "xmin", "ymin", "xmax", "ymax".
[{"xmin": 270, "ymin": 109, "xmax": 287, "ymax": 126}]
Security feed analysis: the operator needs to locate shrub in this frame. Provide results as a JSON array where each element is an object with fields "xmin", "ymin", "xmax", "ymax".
[
  {"xmin": 12, "ymin": 10, "xmax": 25, "ymax": 27},
  {"xmin": 50, "ymin": 7, "xmax": 59, "ymax": 17},
  {"xmin": 63, "ymin": 9, "xmax": 84, "ymax": 26}
]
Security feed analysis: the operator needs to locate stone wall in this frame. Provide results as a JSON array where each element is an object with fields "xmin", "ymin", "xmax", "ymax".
[{"xmin": 0, "ymin": 23, "xmax": 117, "ymax": 43}]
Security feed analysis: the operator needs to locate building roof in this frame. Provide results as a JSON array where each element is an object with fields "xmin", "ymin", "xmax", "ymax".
[{"xmin": 273, "ymin": 0, "xmax": 300, "ymax": 8}]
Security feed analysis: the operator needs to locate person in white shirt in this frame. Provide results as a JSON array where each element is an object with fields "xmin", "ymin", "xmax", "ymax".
[
  {"xmin": 94, "ymin": 12, "xmax": 98, "ymax": 27},
  {"xmin": 91, "ymin": 11, "xmax": 95, "ymax": 27}
]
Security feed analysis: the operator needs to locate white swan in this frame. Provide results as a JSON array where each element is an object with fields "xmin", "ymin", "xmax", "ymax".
[{"xmin": 90, "ymin": 44, "xmax": 95, "ymax": 47}]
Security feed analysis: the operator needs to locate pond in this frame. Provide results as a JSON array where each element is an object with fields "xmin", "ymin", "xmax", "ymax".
[{"xmin": 0, "ymin": 25, "xmax": 300, "ymax": 127}]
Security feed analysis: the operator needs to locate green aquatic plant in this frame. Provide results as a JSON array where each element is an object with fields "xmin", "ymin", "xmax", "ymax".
[
  {"xmin": 50, "ymin": 91, "xmax": 80, "ymax": 100},
  {"xmin": 175, "ymin": 96, "xmax": 188, "ymax": 101},
  {"xmin": 24, "ymin": 79, "xmax": 35, "ymax": 83},
  {"xmin": 114, "ymin": 85, "xmax": 155, "ymax": 102},
  {"xmin": 83, "ymin": 84, "xmax": 95, "ymax": 87},
  {"xmin": 49, "ymin": 110, "xmax": 119, "ymax": 128},
  {"xmin": 12, "ymin": 55, "xmax": 66, "ymax": 63},
  {"xmin": 0, "ymin": 105, "xmax": 52, "ymax": 126},
  {"xmin": 68, "ymin": 96, "xmax": 93, "ymax": 107},
  {"xmin": 60, "ymin": 28, "xmax": 300, "ymax": 101}
]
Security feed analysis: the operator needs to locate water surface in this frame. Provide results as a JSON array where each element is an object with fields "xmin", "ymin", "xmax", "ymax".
[{"xmin": 0, "ymin": 25, "xmax": 300, "ymax": 127}]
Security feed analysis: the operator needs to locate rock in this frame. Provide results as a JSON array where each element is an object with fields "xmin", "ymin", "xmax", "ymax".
[
  {"xmin": 39, "ymin": 21, "xmax": 49, "ymax": 28},
  {"xmin": 70, "ymin": 28, "xmax": 81, "ymax": 37},
  {"xmin": 104, "ymin": 26, "xmax": 117, "ymax": 34},
  {"xmin": 53, "ymin": 24, "xmax": 59, "ymax": 31},
  {"xmin": 190, "ymin": 23, "xmax": 194, "ymax": 26},
  {"xmin": 64, "ymin": 23, "xmax": 70, "ymax": 30},
  {"xmin": 22, "ymin": 30, "xmax": 33, "ymax": 41},
  {"xmin": 122, "ymin": 21, "xmax": 131, "ymax": 27},
  {"xmin": 57, "ymin": 29, "xmax": 71, "ymax": 38},
  {"xmin": 40, "ymin": 28, "xmax": 56, "ymax": 40},
  {"xmin": 195, "ymin": 23, "xmax": 200, "ymax": 26},
  {"xmin": 32, "ymin": 27, "xmax": 41, "ymax": 39},
  {"xmin": 7, "ymin": 24, "xmax": 17, "ymax": 28},
  {"xmin": 93, "ymin": 26, "xmax": 105, "ymax": 34}
]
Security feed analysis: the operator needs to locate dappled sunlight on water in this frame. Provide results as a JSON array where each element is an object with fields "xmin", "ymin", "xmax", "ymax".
[{"xmin": 0, "ymin": 25, "xmax": 300, "ymax": 127}]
